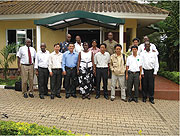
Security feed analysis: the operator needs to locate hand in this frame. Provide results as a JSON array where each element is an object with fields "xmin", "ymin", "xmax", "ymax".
[
  {"xmin": 93, "ymin": 68, "xmax": 96, "ymax": 76},
  {"xmin": 153, "ymin": 74, "xmax": 157, "ymax": 78},
  {"xmin": 77, "ymin": 70, "xmax": 79, "ymax": 75},
  {"xmin": 63, "ymin": 71, "xmax": 66, "ymax": 75},
  {"xmin": 139, "ymin": 75, "xmax": 141, "ymax": 80},
  {"xmin": 142, "ymin": 74, "xmax": 144, "ymax": 78},
  {"xmin": 126, "ymin": 75, "xmax": 128, "ymax": 80},
  {"xmin": 35, "ymin": 70, "xmax": 38, "ymax": 76},
  {"xmin": 18, "ymin": 68, "xmax": 21, "ymax": 74},
  {"xmin": 50, "ymin": 72, "xmax": 53, "ymax": 77}
]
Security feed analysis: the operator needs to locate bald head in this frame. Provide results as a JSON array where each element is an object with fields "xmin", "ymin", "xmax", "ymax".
[
  {"xmin": 25, "ymin": 38, "xmax": 31, "ymax": 47},
  {"xmin": 143, "ymin": 36, "xmax": 149, "ymax": 42},
  {"xmin": 66, "ymin": 34, "xmax": 71, "ymax": 42},
  {"xmin": 40, "ymin": 43, "xmax": 46, "ymax": 52}
]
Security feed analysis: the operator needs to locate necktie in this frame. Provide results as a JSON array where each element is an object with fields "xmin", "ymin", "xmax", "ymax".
[{"xmin": 28, "ymin": 47, "xmax": 32, "ymax": 64}]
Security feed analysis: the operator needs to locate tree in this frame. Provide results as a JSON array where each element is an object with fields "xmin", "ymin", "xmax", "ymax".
[
  {"xmin": 148, "ymin": 1, "xmax": 179, "ymax": 71},
  {"xmin": 0, "ymin": 44, "xmax": 18, "ymax": 80}
]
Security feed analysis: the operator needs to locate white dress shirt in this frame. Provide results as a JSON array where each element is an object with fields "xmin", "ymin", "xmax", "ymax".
[
  {"xmin": 140, "ymin": 51, "xmax": 159, "ymax": 75},
  {"xmin": 74, "ymin": 42, "xmax": 83, "ymax": 53},
  {"xmin": 34, "ymin": 50, "xmax": 50, "ymax": 69},
  {"xmin": 48, "ymin": 51, "xmax": 63, "ymax": 72},
  {"xmin": 138, "ymin": 43, "xmax": 159, "ymax": 55},
  {"xmin": 94, "ymin": 52, "xmax": 110, "ymax": 68},
  {"xmin": 126, "ymin": 55, "xmax": 142, "ymax": 72},
  {"xmin": 16, "ymin": 45, "xmax": 36, "ymax": 64}
]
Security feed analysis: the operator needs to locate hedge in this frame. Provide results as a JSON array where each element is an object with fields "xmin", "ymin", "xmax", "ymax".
[
  {"xmin": 0, "ymin": 120, "xmax": 88, "ymax": 135},
  {"xmin": 158, "ymin": 62, "xmax": 179, "ymax": 84}
]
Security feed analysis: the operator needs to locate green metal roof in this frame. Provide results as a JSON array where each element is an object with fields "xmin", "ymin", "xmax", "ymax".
[{"xmin": 34, "ymin": 10, "xmax": 125, "ymax": 30}]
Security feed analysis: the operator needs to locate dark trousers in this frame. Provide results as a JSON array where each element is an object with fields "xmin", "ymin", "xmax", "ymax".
[
  {"xmin": 65, "ymin": 67, "xmax": 77, "ymax": 95},
  {"xmin": 38, "ymin": 67, "xmax": 49, "ymax": 95},
  {"xmin": 50, "ymin": 69, "xmax": 62, "ymax": 95},
  {"xmin": 127, "ymin": 71, "xmax": 140, "ymax": 98},
  {"xmin": 96, "ymin": 68, "xmax": 108, "ymax": 96},
  {"xmin": 142, "ymin": 69, "xmax": 155, "ymax": 100}
]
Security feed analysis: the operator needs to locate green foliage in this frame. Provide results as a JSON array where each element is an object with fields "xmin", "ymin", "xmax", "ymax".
[
  {"xmin": 0, "ymin": 44, "xmax": 19, "ymax": 80},
  {"xmin": 158, "ymin": 62, "xmax": 179, "ymax": 84},
  {"xmin": 0, "ymin": 78, "xmax": 18, "ymax": 86},
  {"xmin": 148, "ymin": 1, "xmax": 179, "ymax": 71},
  {"xmin": 0, "ymin": 120, "xmax": 79, "ymax": 135}
]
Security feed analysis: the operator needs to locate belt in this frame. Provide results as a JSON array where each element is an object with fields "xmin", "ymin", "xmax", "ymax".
[
  {"xmin": 128, "ymin": 71, "xmax": 140, "ymax": 74},
  {"xmin": 38, "ymin": 67, "xmax": 48, "ymax": 69},
  {"xmin": 52, "ymin": 68, "xmax": 62, "ymax": 70},
  {"xmin": 143, "ymin": 69, "xmax": 154, "ymax": 71},
  {"xmin": 97, "ymin": 67, "xmax": 108, "ymax": 69},
  {"xmin": 65, "ymin": 66, "xmax": 76, "ymax": 70},
  {"xmin": 22, "ymin": 64, "xmax": 33, "ymax": 66}
]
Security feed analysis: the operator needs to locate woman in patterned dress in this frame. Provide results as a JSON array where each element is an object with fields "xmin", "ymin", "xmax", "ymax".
[{"xmin": 77, "ymin": 42, "xmax": 95, "ymax": 99}]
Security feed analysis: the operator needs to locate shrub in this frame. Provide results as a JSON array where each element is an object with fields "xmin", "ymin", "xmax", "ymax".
[{"xmin": 0, "ymin": 120, "xmax": 82, "ymax": 135}]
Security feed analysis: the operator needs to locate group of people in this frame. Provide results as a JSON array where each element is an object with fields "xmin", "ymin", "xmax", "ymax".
[{"xmin": 16, "ymin": 32, "xmax": 159, "ymax": 104}]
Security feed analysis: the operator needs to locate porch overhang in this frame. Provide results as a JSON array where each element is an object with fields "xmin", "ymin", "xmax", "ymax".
[{"xmin": 34, "ymin": 10, "xmax": 125, "ymax": 30}]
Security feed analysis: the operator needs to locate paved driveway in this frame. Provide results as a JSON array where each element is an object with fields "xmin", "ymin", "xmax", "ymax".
[{"xmin": 0, "ymin": 89, "xmax": 179, "ymax": 135}]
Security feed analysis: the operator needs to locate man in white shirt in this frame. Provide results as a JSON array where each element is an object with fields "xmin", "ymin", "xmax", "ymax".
[
  {"xmin": 138, "ymin": 36, "xmax": 159, "ymax": 55},
  {"xmin": 94, "ymin": 43, "xmax": 110, "ymax": 100},
  {"xmin": 48, "ymin": 43, "xmax": 63, "ymax": 99},
  {"xmin": 16, "ymin": 38, "xmax": 36, "ymax": 98},
  {"xmin": 141, "ymin": 41, "xmax": 159, "ymax": 104},
  {"xmin": 126, "ymin": 46, "xmax": 142, "ymax": 103},
  {"xmin": 74, "ymin": 35, "xmax": 83, "ymax": 53},
  {"xmin": 34, "ymin": 43, "xmax": 50, "ymax": 99}
]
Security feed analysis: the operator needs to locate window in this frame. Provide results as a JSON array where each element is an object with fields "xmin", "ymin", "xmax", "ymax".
[{"xmin": 6, "ymin": 29, "xmax": 35, "ymax": 53}]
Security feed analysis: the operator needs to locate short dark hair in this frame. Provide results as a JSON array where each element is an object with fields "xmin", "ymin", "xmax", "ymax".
[
  {"xmin": 54, "ymin": 43, "xmax": 60, "ymax": 47},
  {"xmin": 108, "ymin": 31, "xmax": 113, "ymax": 35},
  {"xmin": 68, "ymin": 42, "xmax": 74, "ymax": 47},
  {"xmin": 83, "ymin": 42, "xmax": 89, "ymax": 46},
  {"xmin": 132, "ymin": 38, "xmax": 140, "ymax": 42},
  {"xmin": 114, "ymin": 44, "xmax": 122, "ymax": 49},
  {"xmin": 131, "ymin": 45, "xmax": 138, "ymax": 51},
  {"xmin": 100, "ymin": 43, "xmax": 107, "ymax": 48},
  {"xmin": 91, "ymin": 39, "xmax": 98, "ymax": 43}
]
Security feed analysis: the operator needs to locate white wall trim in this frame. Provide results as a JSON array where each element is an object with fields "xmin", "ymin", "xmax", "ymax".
[
  {"xmin": 95, "ymin": 12, "xmax": 168, "ymax": 20},
  {"xmin": 0, "ymin": 12, "xmax": 168, "ymax": 21},
  {"xmin": 119, "ymin": 25, "xmax": 124, "ymax": 53},
  {"xmin": 0, "ymin": 13, "xmax": 62, "ymax": 20}
]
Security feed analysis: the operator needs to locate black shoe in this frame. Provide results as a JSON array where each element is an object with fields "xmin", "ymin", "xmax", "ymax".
[
  {"xmin": 56, "ymin": 94, "xmax": 62, "ymax": 98},
  {"xmin": 95, "ymin": 95, "xmax": 100, "ymax": 99},
  {"xmin": 44, "ymin": 93, "xmax": 50, "ymax": 96},
  {"xmin": 142, "ymin": 98, "xmax": 146, "ymax": 103},
  {"xmin": 122, "ymin": 99, "xmax": 127, "ymax": 102},
  {"xmin": 134, "ymin": 98, "xmax": 138, "ymax": 103},
  {"xmin": 111, "ymin": 98, "xmax": 115, "ymax": 101},
  {"xmin": 66, "ymin": 94, "xmax": 70, "ymax": 99},
  {"xmin": 24, "ymin": 93, "xmax": 28, "ymax": 98},
  {"xmin": 86, "ymin": 94, "xmax": 91, "ymax": 100},
  {"xmin": 50, "ymin": 95, "xmax": 54, "ymax": 99},
  {"xmin": 39, "ymin": 95, "xmax": 44, "ymax": 99},
  {"xmin": 128, "ymin": 98, "xmax": 133, "ymax": 102},
  {"xmin": 82, "ymin": 95, "xmax": 86, "ymax": 99},
  {"xmin": 104, "ymin": 95, "xmax": 109, "ymax": 100},
  {"xmin": 150, "ymin": 100, "xmax": 155, "ymax": 104},
  {"xmin": 71, "ymin": 94, "xmax": 77, "ymax": 98},
  {"xmin": 29, "ymin": 93, "xmax": 34, "ymax": 98}
]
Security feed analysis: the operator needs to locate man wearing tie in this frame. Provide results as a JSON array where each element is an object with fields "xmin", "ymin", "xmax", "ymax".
[{"xmin": 17, "ymin": 39, "xmax": 36, "ymax": 98}]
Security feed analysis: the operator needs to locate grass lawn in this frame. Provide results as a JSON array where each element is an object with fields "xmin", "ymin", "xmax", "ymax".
[{"xmin": 0, "ymin": 78, "xmax": 18, "ymax": 86}]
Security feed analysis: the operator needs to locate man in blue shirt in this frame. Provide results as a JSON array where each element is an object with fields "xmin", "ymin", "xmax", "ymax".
[
  {"xmin": 60, "ymin": 34, "xmax": 71, "ymax": 53},
  {"xmin": 62, "ymin": 42, "xmax": 79, "ymax": 98}
]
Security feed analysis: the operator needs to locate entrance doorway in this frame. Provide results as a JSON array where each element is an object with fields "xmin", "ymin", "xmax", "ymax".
[{"xmin": 68, "ymin": 30, "xmax": 100, "ymax": 48}]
